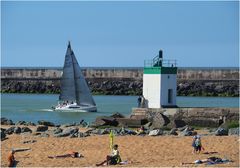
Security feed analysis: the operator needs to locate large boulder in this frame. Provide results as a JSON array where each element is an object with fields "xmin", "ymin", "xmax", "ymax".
[
  {"xmin": 15, "ymin": 121, "xmax": 27, "ymax": 125},
  {"xmin": 215, "ymin": 128, "xmax": 228, "ymax": 136},
  {"xmin": 78, "ymin": 132, "xmax": 90, "ymax": 138},
  {"xmin": 52, "ymin": 128, "xmax": 63, "ymax": 135},
  {"xmin": 169, "ymin": 128, "xmax": 178, "ymax": 136},
  {"xmin": 179, "ymin": 127, "xmax": 194, "ymax": 136},
  {"xmin": 94, "ymin": 116, "xmax": 118, "ymax": 127},
  {"xmin": 36, "ymin": 125, "xmax": 48, "ymax": 132},
  {"xmin": 1, "ymin": 118, "xmax": 14, "ymax": 125},
  {"xmin": 21, "ymin": 127, "xmax": 32, "ymax": 133},
  {"xmin": 5, "ymin": 126, "xmax": 16, "ymax": 134},
  {"xmin": 54, "ymin": 127, "xmax": 79, "ymax": 137},
  {"xmin": 38, "ymin": 120, "xmax": 55, "ymax": 127},
  {"xmin": 1, "ymin": 130, "xmax": 6, "ymax": 140},
  {"xmin": 171, "ymin": 119, "xmax": 186, "ymax": 128},
  {"xmin": 143, "ymin": 122, "xmax": 152, "ymax": 130},
  {"xmin": 14, "ymin": 127, "xmax": 21, "ymax": 134},
  {"xmin": 148, "ymin": 129, "xmax": 163, "ymax": 136},
  {"xmin": 150, "ymin": 113, "xmax": 170, "ymax": 129},
  {"xmin": 228, "ymin": 128, "xmax": 239, "ymax": 135}
]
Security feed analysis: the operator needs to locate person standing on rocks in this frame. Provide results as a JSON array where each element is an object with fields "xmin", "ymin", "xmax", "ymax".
[{"xmin": 137, "ymin": 96, "xmax": 142, "ymax": 107}]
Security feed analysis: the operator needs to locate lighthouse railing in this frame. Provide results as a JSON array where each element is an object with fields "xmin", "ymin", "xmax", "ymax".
[{"xmin": 144, "ymin": 59, "xmax": 177, "ymax": 68}]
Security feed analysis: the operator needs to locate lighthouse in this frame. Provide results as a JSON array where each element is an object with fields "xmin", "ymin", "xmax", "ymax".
[{"xmin": 143, "ymin": 50, "xmax": 177, "ymax": 108}]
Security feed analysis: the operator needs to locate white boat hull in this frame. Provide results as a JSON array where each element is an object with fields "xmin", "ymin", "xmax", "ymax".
[{"xmin": 53, "ymin": 103, "xmax": 97, "ymax": 112}]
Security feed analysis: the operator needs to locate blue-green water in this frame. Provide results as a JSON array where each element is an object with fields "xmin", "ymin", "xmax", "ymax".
[{"xmin": 1, "ymin": 94, "xmax": 239, "ymax": 124}]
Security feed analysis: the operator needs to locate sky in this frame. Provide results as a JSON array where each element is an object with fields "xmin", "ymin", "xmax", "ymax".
[{"xmin": 1, "ymin": 1, "xmax": 239, "ymax": 67}]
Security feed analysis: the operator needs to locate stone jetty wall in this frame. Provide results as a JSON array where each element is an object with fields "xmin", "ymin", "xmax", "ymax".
[
  {"xmin": 131, "ymin": 107, "xmax": 239, "ymax": 128},
  {"xmin": 1, "ymin": 67, "xmax": 239, "ymax": 96}
]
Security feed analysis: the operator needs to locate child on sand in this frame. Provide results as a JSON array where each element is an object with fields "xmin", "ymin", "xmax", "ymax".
[
  {"xmin": 192, "ymin": 134, "xmax": 204, "ymax": 154},
  {"xmin": 7, "ymin": 150, "xmax": 15, "ymax": 167},
  {"xmin": 96, "ymin": 144, "xmax": 122, "ymax": 166}
]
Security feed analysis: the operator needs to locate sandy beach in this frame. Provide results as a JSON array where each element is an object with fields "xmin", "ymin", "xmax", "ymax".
[{"xmin": 1, "ymin": 130, "xmax": 239, "ymax": 167}]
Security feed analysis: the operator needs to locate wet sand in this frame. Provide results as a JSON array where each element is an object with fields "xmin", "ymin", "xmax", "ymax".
[{"xmin": 1, "ymin": 132, "xmax": 239, "ymax": 167}]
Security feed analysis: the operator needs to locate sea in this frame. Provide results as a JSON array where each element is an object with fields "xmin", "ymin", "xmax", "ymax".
[{"xmin": 1, "ymin": 93, "xmax": 239, "ymax": 125}]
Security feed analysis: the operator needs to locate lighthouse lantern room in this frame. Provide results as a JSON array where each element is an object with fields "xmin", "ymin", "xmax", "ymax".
[{"xmin": 143, "ymin": 50, "xmax": 177, "ymax": 108}]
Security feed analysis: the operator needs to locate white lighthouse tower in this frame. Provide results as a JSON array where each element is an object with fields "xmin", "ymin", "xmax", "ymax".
[{"xmin": 143, "ymin": 50, "xmax": 177, "ymax": 108}]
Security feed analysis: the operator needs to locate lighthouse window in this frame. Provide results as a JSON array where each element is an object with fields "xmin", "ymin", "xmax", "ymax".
[{"xmin": 168, "ymin": 89, "xmax": 173, "ymax": 104}]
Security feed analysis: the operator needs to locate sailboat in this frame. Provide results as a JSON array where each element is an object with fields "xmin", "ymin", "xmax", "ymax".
[{"xmin": 53, "ymin": 42, "xmax": 97, "ymax": 112}]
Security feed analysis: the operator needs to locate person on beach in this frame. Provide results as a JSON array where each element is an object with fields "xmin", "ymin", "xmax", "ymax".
[
  {"xmin": 136, "ymin": 126, "xmax": 145, "ymax": 135},
  {"xmin": 137, "ymin": 96, "xmax": 141, "ymax": 107},
  {"xmin": 96, "ymin": 144, "xmax": 122, "ymax": 166},
  {"xmin": 48, "ymin": 151, "xmax": 82, "ymax": 159},
  {"xmin": 7, "ymin": 150, "xmax": 15, "ymax": 167},
  {"xmin": 181, "ymin": 156, "xmax": 230, "ymax": 165},
  {"xmin": 192, "ymin": 134, "xmax": 204, "ymax": 154}
]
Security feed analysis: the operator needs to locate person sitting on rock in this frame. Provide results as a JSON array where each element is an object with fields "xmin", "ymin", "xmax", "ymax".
[{"xmin": 96, "ymin": 144, "xmax": 122, "ymax": 166}]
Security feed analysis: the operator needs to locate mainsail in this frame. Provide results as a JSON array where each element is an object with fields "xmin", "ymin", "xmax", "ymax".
[{"xmin": 59, "ymin": 42, "xmax": 96, "ymax": 106}]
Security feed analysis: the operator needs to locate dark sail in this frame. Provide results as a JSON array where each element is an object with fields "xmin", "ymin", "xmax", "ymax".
[
  {"xmin": 59, "ymin": 42, "xmax": 76, "ymax": 101},
  {"xmin": 59, "ymin": 42, "xmax": 96, "ymax": 107}
]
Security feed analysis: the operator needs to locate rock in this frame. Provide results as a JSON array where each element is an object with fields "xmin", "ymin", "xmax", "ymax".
[
  {"xmin": 1, "ymin": 118, "xmax": 14, "ymax": 125},
  {"xmin": 32, "ymin": 132, "xmax": 41, "ymax": 136},
  {"xmin": 1, "ymin": 128, "xmax": 6, "ymax": 133},
  {"xmin": 36, "ymin": 125, "xmax": 48, "ymax": 132},
  {"xmin": 178, "ymin": 125, "xmax": 188, "ymax": 131},
  {"xmin": 21, "ymin": 127, "xmax": 32, "ymax": 133},
  {"xmin": 99, "ymin": 129, "xmax": 111, "ymax": 135},
  {"xmin": 215, "ymin": 128, "xmax": 228, "ymax": 136},
  {"xmin": 60, "ymin": 123, "xmax": 76, "ymax": 128},
  {"xmin": 84, "ymin": 129, "xmax": 95, "ymax": 134},
  {"xmin": 110, "ymin": 112, "xmax": 125, "ymax": 118},
  {"xmin": 151, "ymin": 113, "xmax": 170, "ymax": 129},
  {"xmin": 228, "ymin": 128, "xmax": 239, "ymax": 135},
  {"xmin": 55, "ymin": 127, "xmax": 79, "ymax": 137},
  {"xmin": 91, "ymin": 129, "xmax": 102, "ymax": 135},
  {"xmin": 25, "ymin": 122, "xmax": 36, "ymax": 126},
  {"xmin": 179, "ymin": 127, "xmax": 194, "ymax": 136},
  {"xmin": 171, "ymin": 119, "xmax": 186, "ymax": 128},
  {"xmin": 14, "ymin": 127, "xmax": 21, "ymax": 134},
  {"xmin": 70, "ymin": 133, "xmax": 78, "ymax": 138},
  {"xmin": 169, "ymin": 128, "xmax": 178, "ymax": 135},
  {"xmin": 94, "ymin": 116, "xmax": 118, "ymax": 127},
  {"xmin": 15, "ymin": 121, "xmax": 27, "ymax": 125},
  {"xmin": 143, "ymin": 122, "xmax": 152, "ymax": 130},
  {"xmin": 5, "ymin": 126, "xmax": 16, "ymax": 134},
  {"xmin": 78, "ymin": 132, "xmax": 89, "ymax": 138},
  {"xmin": 38, "ymin": 120, "xmax": 55, "ymax": 127},
  {"xmin": 39, "ymin": 133, "xmax": 49, "ymax": 137},
  {"xmin": 148, "ymin": 129, "xmax": 163, "ymax": 136},
  {"xmin": 1, "ymin": 130, "xmax": 6, "ymax": 140},
  {"xmin": 52, "ymin": 128, "xmax": 63, "ymax": 134}
]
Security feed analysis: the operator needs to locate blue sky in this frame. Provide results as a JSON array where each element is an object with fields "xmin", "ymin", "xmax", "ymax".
[{"xmin": 1, "ymin": 1, "xmax": 239, "ymax": 67}]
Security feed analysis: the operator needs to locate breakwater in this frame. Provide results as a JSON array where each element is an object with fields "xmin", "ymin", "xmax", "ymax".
[{"xmin": 1, "ymin": 67, "xmax": 239, "ymax": 96}]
